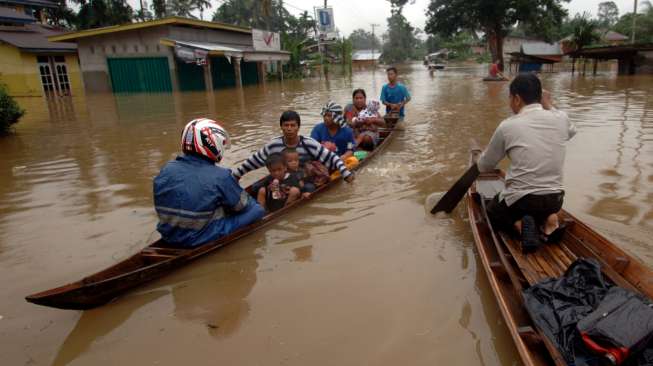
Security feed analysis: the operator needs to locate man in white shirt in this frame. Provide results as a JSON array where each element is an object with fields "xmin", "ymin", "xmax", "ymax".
[{"xmin": 477, "ymin": 73, "xmax": 577, "ymax": 252}]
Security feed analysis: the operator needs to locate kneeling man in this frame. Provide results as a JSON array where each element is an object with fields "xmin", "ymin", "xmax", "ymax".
[{"xmin": 477, "ymin": 74, "xmax": 576, "ymax": 252}]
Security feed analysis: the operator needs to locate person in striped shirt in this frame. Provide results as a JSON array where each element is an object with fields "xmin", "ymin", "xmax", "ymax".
[{"xmin": 233, "ymin": 110, "xmax": 355, "ymax": 183}]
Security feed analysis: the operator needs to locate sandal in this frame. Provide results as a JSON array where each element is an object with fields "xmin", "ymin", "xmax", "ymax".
[
  {"xmin": 521, "ymin": 215, "xmax": 541, "ymax": 254},
  {"xmin": 542, "ymin": 224, "xmax": 567, "ymax": 244}
]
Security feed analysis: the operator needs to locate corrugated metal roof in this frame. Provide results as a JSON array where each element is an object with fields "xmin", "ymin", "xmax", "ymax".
[
  {"xmin": 521, "ymin": 42, "xmax": 562, "ymax": 56},
  {"xmin": 0, "ymin": 23, "xmax": 76, "ymax": 52},
  {"xmin": 1, "ymin": 0, "xmax": 58, "ymax": 9},
  {"xmin": 604, "ymin": 31, "xmax": 628, "ymax": 41},
  {"xmin": 0, "ymin": 7, "xmax": 36, "ymax": 23},
  {"xmin": 352, "ymin": 50, "xmax": 381, "ymax": 61},
  {"xmin": 49, "ymin": 16, "xmax": 252, "ymax": 42}
]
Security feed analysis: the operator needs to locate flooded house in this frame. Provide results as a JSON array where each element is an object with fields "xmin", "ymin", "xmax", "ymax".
[
  {"xmin": 48, "ymin": 17, "xmax": 290, "ymax": 93},
  {"xmin": 0, "ymin": 2, "xmax": 82, "ymax": 97}
]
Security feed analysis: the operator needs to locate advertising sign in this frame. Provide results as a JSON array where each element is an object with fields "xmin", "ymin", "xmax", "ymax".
[
  {"xmin": 175, "ymin": 45, "xmax": 208, "ymax": 65},
  {"xmin": 252, "ymin": 29, "xmax": 281, "ymax": 51},
  {"xmin": 315, "ymin": 7, "xmax": 334, "ymax": 34}
]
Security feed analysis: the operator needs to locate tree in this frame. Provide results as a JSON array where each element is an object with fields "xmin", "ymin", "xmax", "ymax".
[
  {"xmin": 134, "ymin": 0, "xmax": 152, "ymax": 21},
  {"xmin": 614, "ymin": 6, "xmax": 653, "ymax": 43},
  {"xmin": 76, "ymin": 0, "xmax": 133, "ymax": 29},
  {"xmin": 151, "ymin": 0, "xmax": 166, "ymax": 18},
  {"xmin": 46, "ymin": 0, "xmax": 77, "ymax": 28},
  {"xmin": 190, "ymin": 0, "xmax": 211, "ymax": 20},
  {"xmin": 349, "ymin": 29, "xmax": 381, "ymax": 50},
  {"xmin": 598, "ymin": 1, "xmax": 620, "ymax": 27},
  {"xmin": 0, "ymin": 83, "xmax": 25, "ymax": 135},
  {"xmin": 382, "ymin": 0, "xmax": 420, "ymax": 63},
  {"xmin": 212, "ymin": 0, "xmax": 286, "ymax": 31},
  {"xmin": 167, "ymin": 0, "xmax": 195, "ymax": 18},
  {"xmin": 570, "ymin": 12, "xmax": 601, "ymax": 50},
  {"xmin": 425, "ymin": 0, "xmax": 568, "ymax": 70}
]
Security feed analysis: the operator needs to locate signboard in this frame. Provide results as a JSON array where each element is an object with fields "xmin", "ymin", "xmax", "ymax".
[
  {"xmin": 175, "ymin": 45, "xmax": 207, "ymax": 65},
  {"xmin": 252, "ymin": 29, "xmax": 281, "ymax": 51},
  {"xmin": 315, "ymin": 7, "xmax": 334, "ymax": 34}
]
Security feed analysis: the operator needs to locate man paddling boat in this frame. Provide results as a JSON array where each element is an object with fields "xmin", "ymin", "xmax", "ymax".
[
  {"xmin": 153, "ymin": 119, "xmax": 265, "ymax": 248},
  {"xmin": 233, "ymin": 110, "xmax": 355, "ymax": 183},
  {"xmin": 477, "ymin": 74, "xmax": 577, "ymax": 252}
]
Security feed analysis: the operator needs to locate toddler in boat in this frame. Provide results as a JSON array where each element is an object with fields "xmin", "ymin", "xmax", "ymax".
[{"xmin": 257, "ymin": 153, "xmax": 301, "ymax": 212}]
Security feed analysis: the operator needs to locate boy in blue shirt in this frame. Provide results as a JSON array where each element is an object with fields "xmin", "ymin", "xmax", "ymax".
[{"xmin": 380, "ymin": 66, "xmax": 411, "ymax": 120}]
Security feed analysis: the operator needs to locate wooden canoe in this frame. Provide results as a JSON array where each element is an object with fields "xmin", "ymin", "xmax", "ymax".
[
  {"xmin": 26, "ymin": 122, "xmax": 398, "ymax": 310},
  {"xmin": 466, "ymin": 148, "xmax": 653, "ymax": 366}
]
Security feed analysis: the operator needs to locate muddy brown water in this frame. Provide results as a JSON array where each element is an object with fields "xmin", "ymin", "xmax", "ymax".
[{"xmin": 1, "ymin": 63, "xmax": 652, "ymax": 365}]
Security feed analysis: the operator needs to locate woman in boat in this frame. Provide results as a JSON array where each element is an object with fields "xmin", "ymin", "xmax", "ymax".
[
  {"xmin": 344, "ymin": 89, "xmax": 386, "ymax": 150},
  {"xmin": 232, "ymin": 110, "xmax": 354, "ymax": 183},
  {"xmin": 153, "ymin": 118, "xmax": 265, "ymax": 248},
  {"xmin": 311, "ymin": 101, "xmax": 356, "ymax": 158},
  {"xmin": 476, "ymin": 74, "xmax": 576, "ymax": 252}
]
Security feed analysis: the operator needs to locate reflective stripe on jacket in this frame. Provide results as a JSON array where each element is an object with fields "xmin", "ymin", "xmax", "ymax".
[{"xmin": 153, "ymin": 154, "xmax": 252, "ymax": 247}]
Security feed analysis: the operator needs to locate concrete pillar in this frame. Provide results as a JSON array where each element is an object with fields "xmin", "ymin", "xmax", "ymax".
[
  {"xmin": 278, "ymin": 60, "xmax": 284, "ymax": 81},
  {"xmin": 232, "ymin": 56, "xmax": 242, "ymax": 88},
  {"xmin": 168, "ymin": 52, "xmax": 179, "ymax": 92},
  {"xmin": 203, "ymin": 62, "xmax": 213, "ymax": 91},
  {"xmin": 257, "ymin": 61, "xmax": 267, "ymax": 85}
]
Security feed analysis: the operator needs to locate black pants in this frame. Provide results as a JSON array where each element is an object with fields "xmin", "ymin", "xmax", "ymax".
[{"xmin": 486, "ymin": 192, "xmax": 564, "ymax": 232}]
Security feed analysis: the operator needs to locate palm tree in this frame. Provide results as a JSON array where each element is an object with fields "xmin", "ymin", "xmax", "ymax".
[
  {"xmin": 167, "ymin": 0, "xmax": 194, "ymax": 18},
  {"xmin": 190, "ymin": 0, "xmax": 211, "ymax": 20},
  {"xmin": 571, "ymin": 13, "xmax": 600, "ymax": 50}
]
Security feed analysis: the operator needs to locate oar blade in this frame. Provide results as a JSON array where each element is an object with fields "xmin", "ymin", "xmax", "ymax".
[{"xmin": 430, "ymin": 163, "xmax": 480, "ymax": 214}]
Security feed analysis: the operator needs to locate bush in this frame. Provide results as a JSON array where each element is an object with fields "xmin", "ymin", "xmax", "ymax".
[{"xmin": 0, "ymin": 84, "xmax": 24, "ymax": 135}]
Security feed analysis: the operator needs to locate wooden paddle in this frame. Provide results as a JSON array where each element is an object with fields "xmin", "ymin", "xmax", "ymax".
[{"xmin": 430, "ymin": 141, "xmax": 482, "ymax": 214}]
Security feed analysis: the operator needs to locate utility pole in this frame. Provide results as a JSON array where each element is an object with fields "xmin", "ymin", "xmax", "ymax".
[
  {"xmin": 371, "ymin": 23, "xmax": 380, "ymax": 64},
  {"xmin": 632, "ymin": 0, "xmax": 638, "ymax": 43}
]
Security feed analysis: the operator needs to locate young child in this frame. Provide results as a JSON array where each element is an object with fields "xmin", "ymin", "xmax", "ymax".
[
  {"xmin": 352, "ymin": 99, "xmax": 382, "ymax": 149},
  {"xmin": 282, "ymin": 147, "xmax": 314, "ymax": 196},
  {"xmin": 257, "ymin": 153, "xmax": 301, "ymax": 212}
]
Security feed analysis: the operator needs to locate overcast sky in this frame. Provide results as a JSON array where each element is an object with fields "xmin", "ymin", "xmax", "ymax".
[{"xmin": 130, "ymin": 0, "xmax": 639, "ymax": 37}]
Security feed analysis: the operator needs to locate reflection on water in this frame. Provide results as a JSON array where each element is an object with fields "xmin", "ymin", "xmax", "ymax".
[{"xmin": 1, "ymin": 64, "xmax": 652, "ymax": 366}]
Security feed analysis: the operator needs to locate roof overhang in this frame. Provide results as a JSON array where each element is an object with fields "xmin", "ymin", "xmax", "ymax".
[
  {"xmin": 48, "ymin": 17, "xmax": 251, "ymax": 43},
  {"xmin": 161, "ymin": 38, "xmax": 290, "ymax": 62}
]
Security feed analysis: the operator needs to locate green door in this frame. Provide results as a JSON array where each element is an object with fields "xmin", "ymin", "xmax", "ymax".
[
  {"xmin": 210, "ymin": 56, "xmax": 236, "ymax": 89},
  {"xmin": 242, "ymin": 61, "xmax": 259, "ymax": 85},
  {"xmin": 177, "ymin": 60, "xmax": 205, "ymax": 91},
  {"xmin": 107, "ymin": 57, "xmax": 172, "ymax": 93}
]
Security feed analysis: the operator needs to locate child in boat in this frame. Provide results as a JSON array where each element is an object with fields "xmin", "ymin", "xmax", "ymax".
[
  {"xmin": 352, "ymin": 100, "xmax": 382, "ymax": 150},
  {"xmin": 257, "ymin": 153, "xmax": 301, "ymax": 212},
  {"xmin": 282, "ymin": 147, "xmax": 314, "ymax": 196}
]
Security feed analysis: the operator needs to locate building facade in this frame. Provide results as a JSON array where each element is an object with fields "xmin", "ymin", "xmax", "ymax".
[
  {"xmin": 0, "ymin": 3, "xmax": 83, "ymax": 97},
  {"xmin": 50, "ymin": 17, "xmax": 290, "ymax": 94}
]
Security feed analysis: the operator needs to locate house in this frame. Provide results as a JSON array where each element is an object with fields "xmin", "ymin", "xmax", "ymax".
[
  {"xmin": 49, "ymin": 17, "xmax": 291, "ymax": 93},
  {"xmin": 603, "ymin": 31, "xmax": 628, "ymax": 46},
  {"xmin": 352, "ymin": 49, "xmax": 381, "ymax": 69},
  {"xmin": 508, "ymin": 41, "xmax": 563, "ymax": 72},
  {"xmin": 0, "ymin": 3, "xmax": 83, "ymax": 97}
]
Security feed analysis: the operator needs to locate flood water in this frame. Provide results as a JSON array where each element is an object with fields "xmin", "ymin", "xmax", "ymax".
[{"xmin": 1, "ymin": 63, "xmax": 652, "ymax": 365}]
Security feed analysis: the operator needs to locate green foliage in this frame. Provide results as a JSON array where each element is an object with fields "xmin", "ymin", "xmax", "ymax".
[
  {"xmin": 332, "ymin": 37, "xmax": 353, "ymax": 72},
  {"xmin": 46, "ymin": 0, "xmax": 77, "ymax": 28},
  {"xmin": 0, "ymin": 84, "xmax": 25, "ymax": 135},
  {"xmin": 598, "ymin": 1, "xmax": 620, "ymax": 27},
  {"xmin": 76, "ymin": 0, "xmax": 133, "ymax": 29},
  {"xmin": 212, "ymin": 0, "xmax": 287, "ymax": 31},
  {"xmin": 441, "ymin": 31, "xmax": 476, "ymax": 60},
  {"xmin": 134, "ymin": 0, "xmax": 153, "ymax": 21},
  {"xmin": 151, "ymin": 0, "xmax": 166, "ymax": 18},
  {"xmin": 382, "ymin": 9, "xmax": 420, "ymax": 63},
  {"xmin": 613, "ymin": 7, "xmax": 653, "ymax": 43},
  {"xmin": 349, "ymin": 29, "xmax": 381, "ymax": 50},
  {"xmin": 167, "ymin": 0, "xmax": 195, "ymax": 18},
  {"xmin": 425, "ymin": 0, "xmax": 568, "ymax": 67},
  {"xmin": 570, "ymin": 12, "xmax": 601, "ymax": 50}
]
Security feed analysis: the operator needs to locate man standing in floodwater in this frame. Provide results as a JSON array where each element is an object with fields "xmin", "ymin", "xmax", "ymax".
[
  {"xmin": 477, "ymin": 74, "xmax": 576, "ymax": 253},
  {"xmin": 380, "ymin": 66, "xmax": 411, "ymax": 121}
]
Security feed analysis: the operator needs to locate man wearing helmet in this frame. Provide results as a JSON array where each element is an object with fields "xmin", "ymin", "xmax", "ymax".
[{"xmin": 153, "ymin": 118, "xmax": 265, "ymax": 247}]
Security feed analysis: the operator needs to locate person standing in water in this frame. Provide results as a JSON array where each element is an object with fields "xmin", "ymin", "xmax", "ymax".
[{"xmin": 380, "ymin": 66, "xmax": 411, "ymax": 122}]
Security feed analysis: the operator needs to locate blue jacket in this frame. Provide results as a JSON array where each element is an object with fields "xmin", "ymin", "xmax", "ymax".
[{"xmin": 153, "ymin": 154, "xmax": 262, "ymax": 247}]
